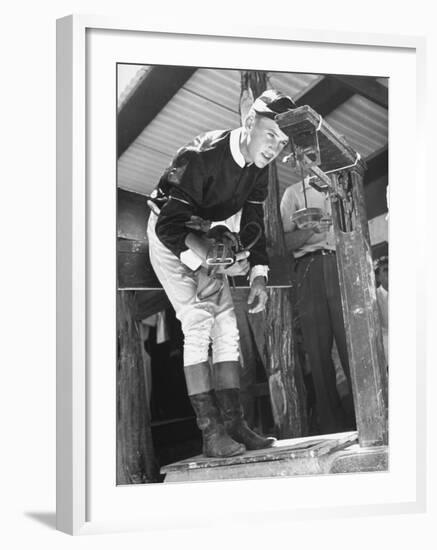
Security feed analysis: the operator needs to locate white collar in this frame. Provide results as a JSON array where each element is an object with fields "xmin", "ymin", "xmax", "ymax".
[{"xmin": 229, "ymin": 128, "xmax": 246, "ymax": 168}]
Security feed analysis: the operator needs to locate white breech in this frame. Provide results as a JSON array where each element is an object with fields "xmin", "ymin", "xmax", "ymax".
[{"xmin": 147, "ymin": 213, "xmax": 240, "ymax": 366}]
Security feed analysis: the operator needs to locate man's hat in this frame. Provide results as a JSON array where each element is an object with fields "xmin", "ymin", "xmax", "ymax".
[{"xmin": 252, "ymin": 89, "xmax": 297, "ymax": 119}]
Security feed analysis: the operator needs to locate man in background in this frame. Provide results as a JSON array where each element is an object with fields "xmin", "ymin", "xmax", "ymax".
[{"xmin": 280, "ymin": 177, "xmax": 356, "ymax": 434}]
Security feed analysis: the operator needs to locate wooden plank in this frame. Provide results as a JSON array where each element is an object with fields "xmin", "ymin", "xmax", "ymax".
[
  {"xmin": 117, "ymin": 188, "xmax": 149, "ymax": 241},
  {"xmin": 231, "ymin": 289, "xmax": 260, "ymax": 427},
  {"xmin": 365, "ymin": 174, "xmax": 388, "ymax": 219},
  {"xmin": 161, "ymin": 432, "xmax": 357, "ymax": 473},
  {"xmin": 326, "ymin": 444, "xmax": 388, "ymax": 474},
  {"xmin": 364, "ymin": 146, "xmax": 388, "ymax": 185},
  {"xmin": 162, "ymin": 431, "xmax": 389, "ymax": 482},
  {"xmin": 295, "ymin": 76, "xmax": 355, "ymax": 115},
  {"xmin": 261, "ymin": 161, "xmax": 307, "ymax": 437},
  {"xmin": 259, "ymin": 287, "xmax": 307, "ymax": 437},
  {"xmin": 117, "ymin": 188, "xmax": 163, "ymax": 288},
  {"xmin": 117, "ymin": 240, "xmax": 162, "ymax": 289},
  {"xmin": 117, "ymin": 65, "xmax": 197, "ymax": 157},
  {"xmin": 164, "ymin": 457, "xmax": 324, "ymax": 481},
  {"xmin": 116, "ymin": 290, "xmax": 159, "ymax": 483},
  {"xmin": 331, "ymin": 75, "xmax": 388, "ymax": 109},
  {"xmin": 240, "ymin": 71, "xmax": 308, "ymax": 439},
  {"xmin": 133, "ymin": 289, "xmax": 170, "ymax": 320},
  {"xmin": 117, "ymin": 239, "xmax": 148, "ymax": 253},
  {"xmin": 330, "ymin": 172, "xmax": 388, "ymax": 447}
]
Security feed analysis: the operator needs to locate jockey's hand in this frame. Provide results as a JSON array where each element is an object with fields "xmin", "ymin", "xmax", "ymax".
[
  {"xmin": 224, "ymin": 251, "xmax": 250, "ymax": 276},
  {"xmin": 247, "ymin": 275, "xmax": 268, "ymax": 314}
]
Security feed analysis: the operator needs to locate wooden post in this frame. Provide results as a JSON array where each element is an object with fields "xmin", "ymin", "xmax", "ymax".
[
  {"xmin": 330, "ymin": 171, "xmax": 388, "ymax": 446},
  {"xmin": 117, "ymin": 290, "xmax": 159, "ymax": 483},
  {"xmin": 239, "ymin": 71, "xmax": 307, "ymax": 439},
  {"xmin": 231, "ymin": 289, "xmax": 260, "ymax": 427},
  {"xmin": 273, "ymin": 105, "xmax": 388, "ymax": 447}
]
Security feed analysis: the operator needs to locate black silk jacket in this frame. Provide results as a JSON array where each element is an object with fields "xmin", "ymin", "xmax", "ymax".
[{"xmin": 154, "ymin": 129, "xmax": 269, "ymax": 268}]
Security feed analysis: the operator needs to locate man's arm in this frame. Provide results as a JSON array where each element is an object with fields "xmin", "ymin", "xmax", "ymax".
[
  {"xmin": 284, "ymin": 227, "xmax": 314, "ymax": 252},
  {"xmin": 284, "ymin": 220, "xmax": 333, "ymax": 252},
  {"xmin": 237, "ymin": 177, "xmax": 270, "ymax": 313},
  {"xmin": 155, "ymin": 152, "xmax": 208, "ymax": 270},
  {"xmin": 280, "ymin": 184, "xmax": 305, "ymax": 253},
  {"xmin": 280, "ymin": 184, "xmax": 331, "ymax": 254}
]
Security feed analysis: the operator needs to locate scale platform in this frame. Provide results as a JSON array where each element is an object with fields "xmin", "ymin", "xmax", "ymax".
[
  {"xmin": 276, "ymin": 105, "xmax": 364, "ymax": 174},
  {"xmin": 160, "ymin": 431, "xmax": 388, "ymax": 483}
]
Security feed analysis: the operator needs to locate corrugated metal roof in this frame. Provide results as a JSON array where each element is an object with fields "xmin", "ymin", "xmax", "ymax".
[
  {"xmin": 117, "ymin": 67, "xmax": 388, "ymax": 197},
  {"xmin": 117, "ymin": 64, "xmax": 150, "ymax": 110},
  {"xmin": 182, "ymin": 69, "xmax": 241, "ymax": 113},
  {"xmin": 269, "ymin": 72, "xmax": 322, "ymax": 100},
  {"xmin": 325, "ymin": 94, "xmax": 388, "ymax": 158}
]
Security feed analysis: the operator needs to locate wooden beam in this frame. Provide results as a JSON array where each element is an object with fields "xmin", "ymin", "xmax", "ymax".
[
  {"xmin": 117, "ymin": 65, "xmax": 197, "ymax": 157},
  {"xmin": 241, "ymin": 72, "xmax": 308, "ymax": 438},
  {"xmin": 364, "ymin": 146, "xmax": 388, "ymax": 184},
  {"xmin": 365, "ymin": 175, "xmax": 388, "ymax": 220},
  {"xmin": 118, "ymin": 188, "xmax": 148, "ymax": 240},
  {"xmin": 331, "ymin": 171, "xmax": 388, "ymax": 446},
  {"xmin": 330, "ymin": 75, "xmax": 388, "ymax": 109},
  {"xmin": 295, "ymin": 76, "xmax": 355, "ymax": 116},
  {"xmin": 363, "ymin": 146, "xmax": 388, "ymax": 219},
  {"xmin": 117, "ymin": 290, "xmax": 159, "ymax": 483},
  {"xmin": 134, "ymin": 290, "xmax": 170, "ymax": 320}
]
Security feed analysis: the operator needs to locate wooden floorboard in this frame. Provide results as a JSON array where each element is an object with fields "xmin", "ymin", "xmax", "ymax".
[{"xmin": 161, "ymin": 431, "xmax": 358, "ymax": 474}]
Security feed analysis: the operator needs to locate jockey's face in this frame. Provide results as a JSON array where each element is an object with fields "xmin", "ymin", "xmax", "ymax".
[{"xmin": 242, "ymin": 114, "xmax": 289, "ymax": 168}]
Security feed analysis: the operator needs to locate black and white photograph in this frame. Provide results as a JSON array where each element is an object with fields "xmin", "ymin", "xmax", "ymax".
[
  {"xmin": 2, "ymin": 0, "xmax": 433, "ymax": 544},
  {"xmin": 116, "ymin": 64, "xmax": 389, "ymax": 485}
]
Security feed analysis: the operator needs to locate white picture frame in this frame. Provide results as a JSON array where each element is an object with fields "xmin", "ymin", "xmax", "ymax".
[{"xmin": 56, "ymin": 14, "xmax": 427, "ymax": 535}]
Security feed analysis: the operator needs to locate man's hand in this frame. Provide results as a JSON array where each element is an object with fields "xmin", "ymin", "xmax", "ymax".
[
  {"xmin": 247, "ymin": 275, "xmax": 268, "ymax": 314},
  {"xmin": 312, "ymin": 216, "xmax": 332, "ymax": 233}
]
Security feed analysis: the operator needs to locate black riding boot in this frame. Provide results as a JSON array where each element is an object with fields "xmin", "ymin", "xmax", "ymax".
[
  {"xmin": 184, "ymin": 361, "xmax": 245, "ymax": 458},
  {"xmin": 213, "ymin": 361, "xmax": 275, "ymax": 451},
  {"xmin": 215, "ymin": 388, "xmax": 275, "ymax": 450},
  {"xmin": 189, "ymin": 391, "xmax": 245, "ymax": 458}
]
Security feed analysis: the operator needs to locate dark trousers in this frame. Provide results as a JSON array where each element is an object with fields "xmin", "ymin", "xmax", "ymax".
[{"xmin": 294, "ymin": 253, "xmax": 356, "ymax": 434}]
